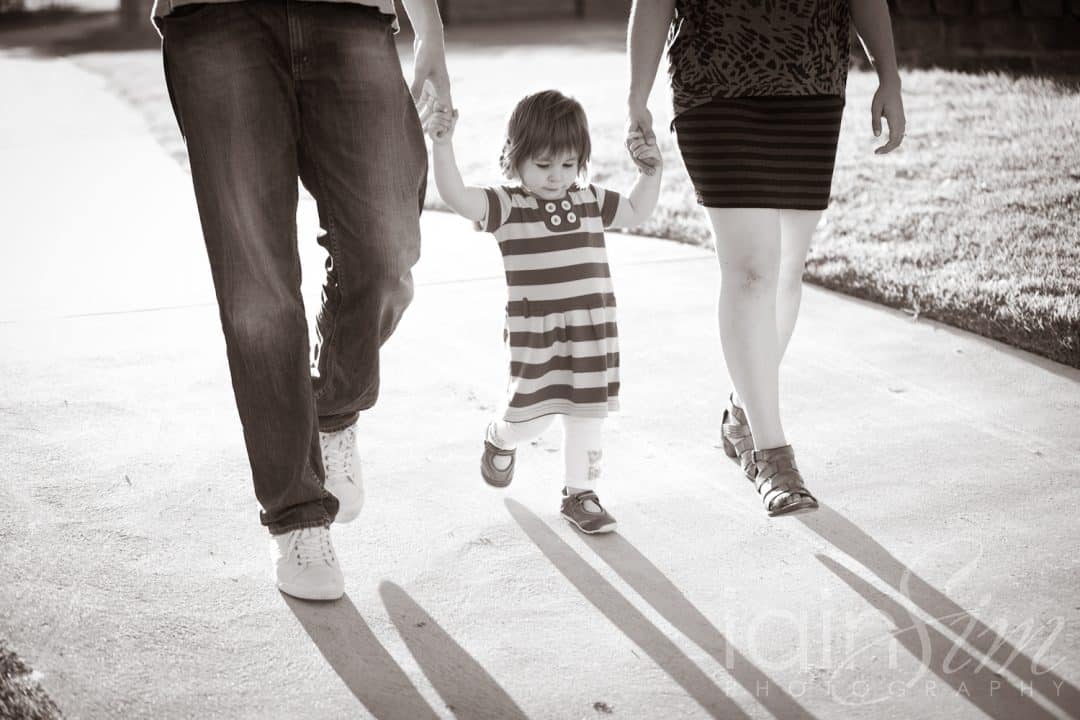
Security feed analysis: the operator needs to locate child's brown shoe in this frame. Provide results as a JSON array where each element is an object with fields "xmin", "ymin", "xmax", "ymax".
[
  {"xmin": 481, "ymin": 426, "xmax": 516, "ymax": 488},
  {"xmin": 560, "ymin": 489, "xmax": 618, "ymax": 534}
]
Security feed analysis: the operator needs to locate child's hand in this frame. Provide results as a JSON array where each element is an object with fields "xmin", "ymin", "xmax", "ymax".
[
  {"xmin": 633, "ymin": 140, "xmax": 663, "ymax": 175},
  {"xmin": 626, "ymin": 129, "xmax": 660, "ymax": 176},
  {"xmin": 871, "ymin": 81, "xmax": 906, "ymax": 154},
  {"xmin": 419, "ymin": 99, "xmax": 457, "ymax": 144}
]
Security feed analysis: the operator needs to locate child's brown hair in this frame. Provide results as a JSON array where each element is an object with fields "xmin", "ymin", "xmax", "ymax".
[{"xmin": 499, "ymin": 90, "xmax": 591, "ymax": 180}]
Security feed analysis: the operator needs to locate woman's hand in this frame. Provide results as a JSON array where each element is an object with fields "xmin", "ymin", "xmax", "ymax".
[
  {"xmin": 871, "ymin": 80, "xmax": 905, "ymax": 154},
  {"xmin": 626, "ymin": 102, "xmax": 659, "ymax": 175}
]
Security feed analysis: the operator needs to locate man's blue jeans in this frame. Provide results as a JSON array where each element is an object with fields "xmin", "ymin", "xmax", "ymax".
[{"xmin": 161, "ymin": 0, "xmax": 427, "ymax": 534}]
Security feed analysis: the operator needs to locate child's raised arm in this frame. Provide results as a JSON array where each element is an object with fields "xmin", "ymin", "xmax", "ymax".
[
  {"xmin": 611, "ymin": 133, "xmax": 663, "ymax": 229},
  {"xmin": 421, "ymin": 105, "xmax": 487, "ymax": 222}
]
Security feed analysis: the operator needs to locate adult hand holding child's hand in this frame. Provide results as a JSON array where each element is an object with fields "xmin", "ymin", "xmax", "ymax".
[
  {"xmin": 626, "ymin": 129, "xmax": 660, "ymax": 176},
  {"xmin": 625, "ymin": 104, "xmax": 659, "ymax": 176},
  {"xmin": 410, "ymin": 35, "xmax": 453, "ymax": 112}
]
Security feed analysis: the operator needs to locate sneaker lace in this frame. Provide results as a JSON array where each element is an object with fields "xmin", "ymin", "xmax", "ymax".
[
  {"xmin": 292, "ymin": 527, "xmax": 336, "ymax": 567},
  {"xmin": 321, "ymin": 426, "xmax": 355, "ymax": 480}
]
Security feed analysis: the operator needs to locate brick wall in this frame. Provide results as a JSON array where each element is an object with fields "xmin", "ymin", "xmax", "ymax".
[
  {"xmin": 442, "ymin": 0, "xmax": 575, "ymax": 22},
  {"xmin": 888, "ymin": 0, "xmax": 1080, "ymax": 69},
  {"xmin": 439, "ymin": 0, "xmax": 629, "ymax": 23}
]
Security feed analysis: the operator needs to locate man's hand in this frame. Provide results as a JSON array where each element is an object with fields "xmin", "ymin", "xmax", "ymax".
[
  {"xmin": 871, "ymin": 80, "xmax": 905, "ymax": 155},
  {"xmin": 626, "ymin": 102, "xmax": 659, "ymax": 175},
  {"xmin": 410, "ymin": 37, "xmax": 452, "ymax": 115}
]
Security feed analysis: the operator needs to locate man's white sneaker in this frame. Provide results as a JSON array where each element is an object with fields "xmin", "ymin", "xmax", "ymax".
[
  {"xmin": 319, "ymin": 425, "xmax": 364, "ymax": 523},
  {"xmin": 272, "ymin": 526, "xmax": 344, "ymax": 601}
]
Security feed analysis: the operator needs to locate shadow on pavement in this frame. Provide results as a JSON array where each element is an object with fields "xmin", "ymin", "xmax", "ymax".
[
  {"xmin": 818, "ymin": 555, "xmax": 1059, "ymax": 719},
  {"xmin": 579, "ymin": 530, "xmax": 818, "ymax": 720},
  {"xmin": 506, "ymin": 498, "xmax": 751, "ymax": 720},
  {"xmin": 380, "ymin": 581, "xmax": 530, "ymax": 720},
  {"xmin": 800, "ymin": 505, "xmax": 1079, "ymax": 719},
  {"xmin": 282, "ymin": 592, "xmax": 440, "ymax": 720}
]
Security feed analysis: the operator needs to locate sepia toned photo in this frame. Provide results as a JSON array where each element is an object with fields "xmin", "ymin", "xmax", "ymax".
[{"xmin": 1, "ymin": 0, "xmax": 1078, "ymax": 717}]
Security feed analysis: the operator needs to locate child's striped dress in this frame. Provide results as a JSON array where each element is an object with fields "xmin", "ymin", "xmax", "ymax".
[{"xmin": 477, "ymin": 183, "xmax": 627, "ymax": 423}]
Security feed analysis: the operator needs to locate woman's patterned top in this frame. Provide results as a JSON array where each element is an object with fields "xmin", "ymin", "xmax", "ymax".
[{"xmin": 667, "ymin": 0, "xmax": 852, "ymax": 117}]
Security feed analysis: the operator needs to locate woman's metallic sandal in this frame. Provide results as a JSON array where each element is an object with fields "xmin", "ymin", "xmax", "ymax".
[
  {"xmin": 750, "ymin": 445, "xmax": 818, "ymax": 516},
  {"xmin": 721, "ymin": 394, "xmax": 756, "ymax": 480}
]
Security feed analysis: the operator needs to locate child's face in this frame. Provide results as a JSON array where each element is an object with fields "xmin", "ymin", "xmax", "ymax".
[{"xmin": 517, "ymin": 150, "xmax": 580, "ymax": 201}]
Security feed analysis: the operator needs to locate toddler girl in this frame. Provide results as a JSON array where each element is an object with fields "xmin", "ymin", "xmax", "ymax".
[{"xmin": 422, "ymin": 89, "xmax": 662, "ymax": 534}]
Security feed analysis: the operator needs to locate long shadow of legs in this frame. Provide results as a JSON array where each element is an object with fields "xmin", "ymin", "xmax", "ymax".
[
  {"xmin": 800, "ymin": 505, "xmax": 1079, "ymax": 718},
  {"xmin": 282, "ymin": 593, "xmax": 440, "ymax": 720},
  {"xmin": 506, "ymin": 499, "xmax": 751, "ymax": 720},
  {"xmin": 580, "ymin": 531, "xmax": 817, "ymax": 720},
  {"xmin": 818, "ymin": 555, "xmax": 1059, "ymax": 719},
  {"xmin": 380, "ymin": 582, "xmax": 530, "ymax": 720}
]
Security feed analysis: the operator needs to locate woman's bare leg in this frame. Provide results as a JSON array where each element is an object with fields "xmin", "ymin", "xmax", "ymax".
[
  {"xmin": 776, "ymin": 209, "xmax": 823, "ymax": 358},
  {"xmin": 705, "ymin": 207, "xmax": 786, "ymax": 451},
  {"xmin": 728, "ymin": 208, "xmax": 823, "ymax": 411}
]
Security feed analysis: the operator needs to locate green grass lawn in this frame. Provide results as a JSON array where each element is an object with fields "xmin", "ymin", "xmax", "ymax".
[{"xmin": 18, "ymin": 18, "xmax": 1078, "ymax": 367}]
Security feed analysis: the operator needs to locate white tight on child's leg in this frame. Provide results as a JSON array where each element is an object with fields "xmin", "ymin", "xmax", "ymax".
[
  {"xmin": 488, "ymin": 416, "xmax": 555, "ymax": 470},
  {"xmin": 488, "ymin": 415, "xmax": 605, "ymax": 487},
  {"xmin": 562, "ymin": 416, "xmax": 604, "ymax": 493}
]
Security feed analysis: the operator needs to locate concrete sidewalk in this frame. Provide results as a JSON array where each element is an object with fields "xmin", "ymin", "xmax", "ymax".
[{"xmin": 2, "ymin": 51, "xmax": 1079, "ymax": 720}]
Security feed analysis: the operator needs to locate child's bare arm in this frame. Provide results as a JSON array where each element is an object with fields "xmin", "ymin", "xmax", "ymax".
[
  {"xmin": 432, "ymin": 142, "xmax": 487, "ymax": 222},
  {"xmin": 611, "ymin": 138, "xmax": 663, "ymax": 229},
  {"xmin": 851, "ymin": 0, "xmax": 906, "ymax": 154},
  {"xmin": 422, "ymin": 106, "xmax": 487, "ymax": 222}
]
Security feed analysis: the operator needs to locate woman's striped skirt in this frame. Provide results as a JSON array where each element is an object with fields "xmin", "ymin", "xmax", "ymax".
[{"xmin": 673, "ymin": 94, "xmax": 845, "ymax": 211}]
